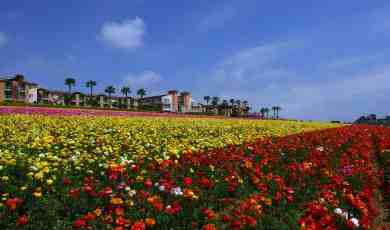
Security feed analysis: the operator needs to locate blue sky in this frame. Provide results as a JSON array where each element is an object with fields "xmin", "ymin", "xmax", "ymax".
[{"xmin": 1, "ymin": 0, "xmax": 390, "ymax": 121}]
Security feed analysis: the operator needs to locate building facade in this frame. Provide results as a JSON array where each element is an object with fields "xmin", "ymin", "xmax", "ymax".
[
  {"xmin": 0, "ymin": 75, "xmax": 38, "ymax": 103},
  {"xmin": 138, "ymin": 90, "xmax": 193, "ymax": 113}
]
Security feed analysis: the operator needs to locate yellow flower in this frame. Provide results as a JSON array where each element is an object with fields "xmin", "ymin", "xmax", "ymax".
[
  {"xmin": 111, "ymin": 197, "xmax": 124, "ymax": 205},
  {"xmin": 33, "ymin": 191, "xmax": 42, "ymax": 198},
  {"xmin": 34, "ymin": 172, "xmax": 44, "ymax": 180},
  {"xmin": 46, "ymin": 179, "xmax": 54, "ymax": 185}
]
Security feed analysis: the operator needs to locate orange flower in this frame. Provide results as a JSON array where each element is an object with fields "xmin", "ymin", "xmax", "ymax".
[
  {"xmin": 183, "ymin": 189, "xmax": 195, "ymax": 198},
  {"xmin": 94, "ymin": 208, "xmax": 102, "ymax": 217},
  {"xmin": 111, "ymin": 197, "xmax": 124, "ymax": 205},
  {"xmin": 244, "ymin": 160, "xmax": 253, "ymax": 169},
  {"xmin": 145, "ymin": 218, "xmax": 156, "ymax": 226},
  {"xmin": 263, "ymin": 197, "xmax": 272, "ymax": 206},
  {"xmin": 202, "ymin": 224, "xmax": 217, "ymax": 230}
]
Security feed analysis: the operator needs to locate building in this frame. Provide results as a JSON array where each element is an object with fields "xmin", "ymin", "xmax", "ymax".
[
  {"xmin": 0, "ymin": 75, "xmax": 38, "ymax": 103},
  {"xmin": 0, "ymin": 74, "xmax": 203, "ymax": 113},
  {"xmin": 138, "ymin": 90, "xmax": 193, "ymax": 113}
]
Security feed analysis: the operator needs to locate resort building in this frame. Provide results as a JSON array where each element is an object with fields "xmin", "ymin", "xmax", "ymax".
[
  {"xmin": 137, "ymin": 90, "xmax": 193, "ymax": 113},
  {"xmin": 0, "ymin": 75, "xmax": 38, "ymax": 103}
]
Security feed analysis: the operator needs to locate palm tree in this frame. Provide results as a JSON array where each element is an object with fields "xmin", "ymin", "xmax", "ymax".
[
  {"xmin": 260, "ymin": 108, "xmax": 267, "ymax": 118},
  {"xmin": 211, "ymin": 96, "xmax": 220, "ymax": 106},
  {"xmin": 65, "ymin": 78, "xmax": 76, "ymax": 94},
  {"xmin": 105, "ymin": 86, "xmax": 116, "ymax": 107},
  {"xmin": 85, "ymin": 80, "xmax": 97, "ymax": 97},
  {"xmin": 137, "ymin": 88, "xmax": 146, "ymax": 98},
  {"xmin": 204, "ymin": 96, "xmax": 211, "ymax": 106},
  {"xmin": 235, "ymin": 100, "xmax": 241, "ymax": 107},
  {"xmin": 243, "ymin": 100, "xmax": 248, "ymax": 107},
  {"xmin": 121, "ymin": 86, "xmax": 131, "ymax": 108},
  {"xmin": 121, "ymin": 86, "xmax": 131, "ymax": 98},
  {"xmin": 275, "ymin": 106, "xmax": 282, "ymax": 119},
  {"xmin": 221, "ymin": 100, "xmax": 229, "ymax": 108},
  {"xmin": 230, "ymin": 99, "xmax": 235, "ymax": 106},
  {"xmin": 271, "ymin": 106, "xmax": 278, "ymax": 119}
]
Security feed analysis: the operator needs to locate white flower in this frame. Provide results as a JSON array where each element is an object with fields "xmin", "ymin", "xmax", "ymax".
[
  {"xmin": 334, "ymin": 208, "xmax": 343, "ymax": 215},
  {"xmin": 158, "ymin": 185, "xmax": 165, "ymax": 191},
  {"xmin": 128, "ymin": 189, "xmax": 137, "ymax": 197},
  {"xmin": 171, "ymin": 187, "xmax": 183, "ymax": 196},
  {"xmin": 125, "ymin": 186, "xmax": 131, "ymax": 191},
  {"xmin": 316, "ymin": 146, "xmax": 324, "ymax": 151},
  {"xmin": 350, "ymin": 218, "xmax": 359, "ymax": 227}
]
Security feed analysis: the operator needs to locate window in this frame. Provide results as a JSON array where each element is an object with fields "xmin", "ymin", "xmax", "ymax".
[
  {"xmin": 5, "ymin": 81, "xmax": 12, "ymax": 90},
  {"xmin": 5, "ymin": 91, "xmax": 12, "ymax": 99}
]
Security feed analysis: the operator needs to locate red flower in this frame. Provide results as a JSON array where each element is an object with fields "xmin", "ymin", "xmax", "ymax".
[
  {"xmin": 131, "ymin": 220, "xmax": 146, "ymax": 230},
  {"xmin": 73, "ymin": 219, "xmax": 87, "ymax": 229},
  {"xmin": 69, "ymin": 188, "xmax": 81, "ymax": 199},
  {"xmin": 183, "ymin": 177, "xmax": 193, "ymax": 186},
  {"xmin": 83, "ymin": 212, "xmax": 96, "ymax": 222},
  {"xmin": 166, "ymin": 202, "xmax": 182, "ymax": 215},
  {"xmin": 144, "ymin": 178, "xmax": 153, "ymax": 188},
  {"xmin": 17, "ymin": 214, "xmax": 28, "ymax": 226},
  {"xmin": 222, "ymin": 214, "xmax": 232, "ymax": 222},
  {"xmin": 231, "ymin": 220, "xmax": 242, "ymax": 229},
  {"xmin": 116, "ymin": 216, "xmax": 130, "ymax": 226},
  {"xmin": 199, "ymin": 177, "xmax": 213, "ymax": 188},
  {"xmin": 63, "ymin": 177, "xmax": 72, "ymax": 185},
  {"xmin": 202, "ymin": 208, "xmax": 216, "ymax": 220},
  {"xmin": 5, "ymin": 198, "xmax": 23, "ymax": 211},
  {"xmin": 99, "ymin": 187, "xmax": 113, "ymax": 197}
]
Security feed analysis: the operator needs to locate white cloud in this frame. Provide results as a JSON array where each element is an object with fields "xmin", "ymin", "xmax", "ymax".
[
  {"xmin": 123, "ymin": 71, "xmax": 162, "ymax": 89},
  {"xmin": 99, "ymin": 17, "xmax": 145, "ymax": 49},
  {"xmin": 0, "ymin": 32, "xmax": 7, "ymax": 47}
]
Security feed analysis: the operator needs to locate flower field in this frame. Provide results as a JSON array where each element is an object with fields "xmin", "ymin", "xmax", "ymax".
[{"xmin": 0, "ymin": 112, "xmax": 389, "ymax": 229}]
